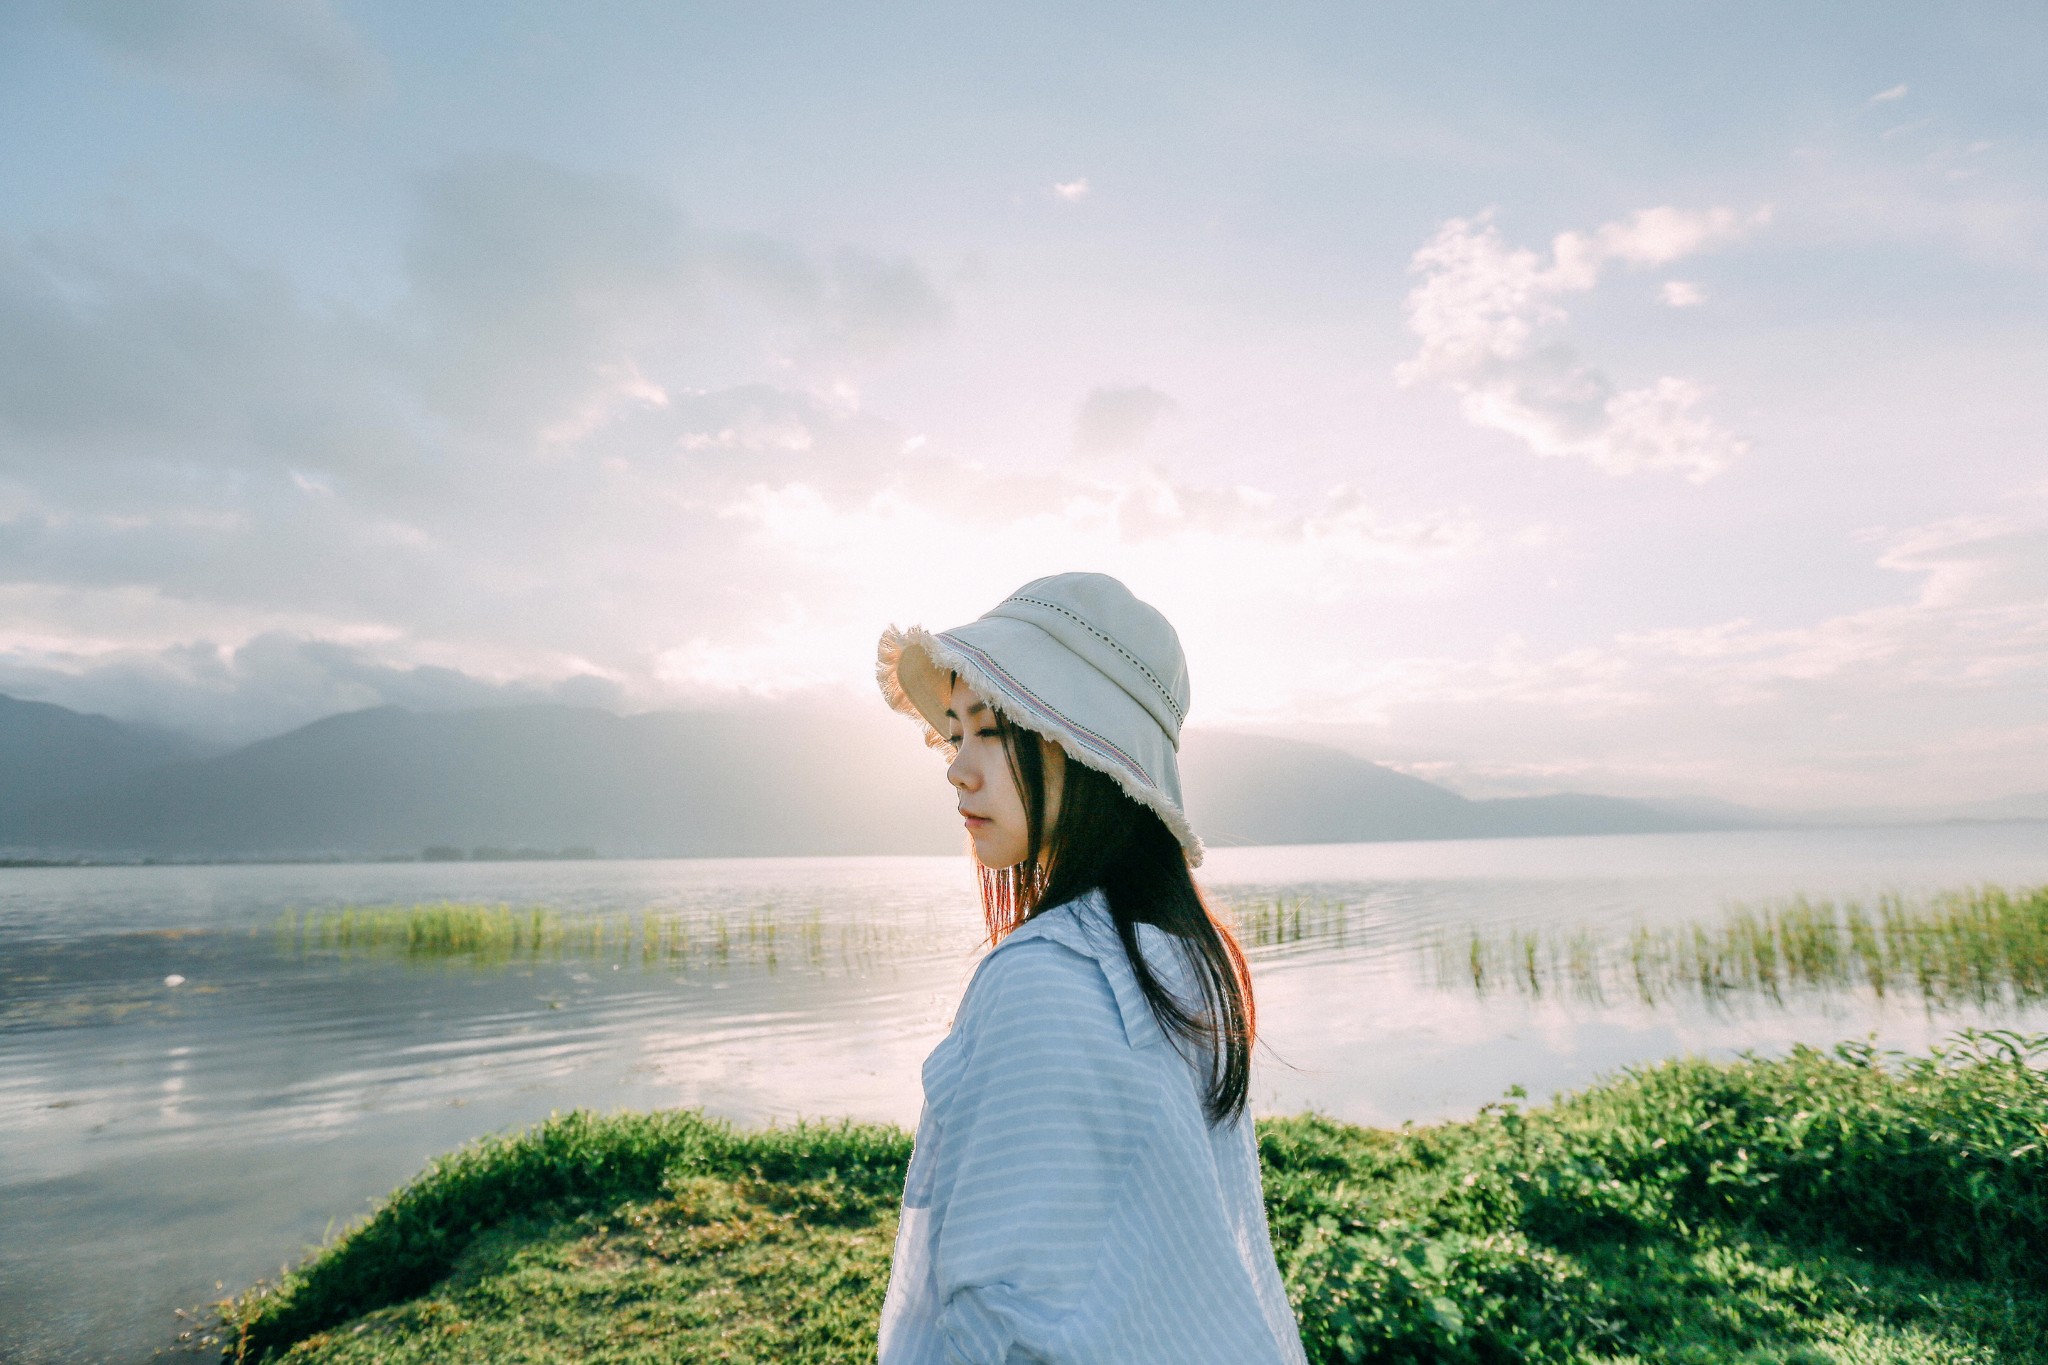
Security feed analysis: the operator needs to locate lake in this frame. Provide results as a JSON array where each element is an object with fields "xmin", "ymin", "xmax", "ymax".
[{"xmin": 4, "ymin": 823, "xmax": 2048, "ymax": 1363}]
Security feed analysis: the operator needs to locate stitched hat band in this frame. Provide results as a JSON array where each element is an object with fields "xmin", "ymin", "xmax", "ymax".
[{"xmin": 877, "ymin": 572, "xmax": 1201, "ymax": 865}]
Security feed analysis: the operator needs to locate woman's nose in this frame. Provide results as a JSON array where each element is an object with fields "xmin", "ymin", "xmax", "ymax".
[{"xmin": 947, "ymin": 752, "xmax": 975, "ymax": 790}]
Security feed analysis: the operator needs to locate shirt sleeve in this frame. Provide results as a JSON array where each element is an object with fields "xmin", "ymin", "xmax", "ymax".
[{"xmin": 929, "ymin": 937, "xmax": 1158, "ymax": 1363}]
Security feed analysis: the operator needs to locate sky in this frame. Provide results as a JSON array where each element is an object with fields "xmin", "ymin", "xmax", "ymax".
[{"xmin": 0, "ymin": 1, "xmax": 2044, "ymax": 810}]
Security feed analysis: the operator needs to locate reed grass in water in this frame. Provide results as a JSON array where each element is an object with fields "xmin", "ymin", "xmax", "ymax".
[
  {"xmin": 1432, "ymin": 884, "xmax": 2048, "ymax": 1010},
  {"xmin": 279, "ymin": 892, "xmax": 1352, "ymax": 974},
  {"xmin": 278, "ymin": 901, "xmax": 889, "ymax": 975},
  {"xmin": 1226, "ymin": 893, "xmax": 1353, "ymax": 950}
]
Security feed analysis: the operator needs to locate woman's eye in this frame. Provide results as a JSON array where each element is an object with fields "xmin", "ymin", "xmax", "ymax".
[{"xmin": 976, "ymin": 727, "xmax": 1001, "ymax": 739}]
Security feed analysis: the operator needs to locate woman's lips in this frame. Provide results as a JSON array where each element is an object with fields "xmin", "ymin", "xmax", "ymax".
[{"xmin": 960, "ymin": 812, "xmax": 991, "ymax": 827}]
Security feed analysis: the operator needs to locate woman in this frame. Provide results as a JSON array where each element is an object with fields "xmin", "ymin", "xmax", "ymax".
[{"xmin": 874, "ymin": 572, "xmax": 1306, "ymax": 1364}]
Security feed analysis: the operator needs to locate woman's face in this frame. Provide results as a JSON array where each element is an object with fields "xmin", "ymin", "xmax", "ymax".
[{"xmin": 944, "ymin": 676, "xmax": 1062, "ymax": 869}]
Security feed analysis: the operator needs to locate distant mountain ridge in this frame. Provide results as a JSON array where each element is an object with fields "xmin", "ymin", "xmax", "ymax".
[
  {"xmin": 0, "ymin": 694, "xmax": 200, "ymax": 832},
  {"xmin": 4, "ymin": 701, "xmax": 964, "ymax": 858},
  {"xmin": 1, "ymin": 693, "xmax": 1779, "ymax": 859},
  {"xmin": 1179, "ymin": 733, "xmax": 1765, "ymax": 847}
]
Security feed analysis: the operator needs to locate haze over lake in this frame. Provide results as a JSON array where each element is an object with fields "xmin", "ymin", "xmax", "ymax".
[{"xmin": 5, "ymin": 823, "xmax": 2048, "ymax": 1362}]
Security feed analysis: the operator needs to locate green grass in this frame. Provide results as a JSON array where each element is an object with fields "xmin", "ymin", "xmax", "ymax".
[
  {"xmin": 277, "ymin": 902, "xmax": 898, "ymax": 975},
  {"xmin": 277, "ymin": 894, "xmax": 1351, "ymax": 973},
  {"xmin": 201, "ymin": 1030, "xmax": 2048, "ymax": 1363},
  {"xmin": 1432, "ymin": 884, "xmax": 2048, "ymax": 1011},
  {"xmin": 1226, "ymin": 893, "xmax": 1355, "ymax": 950}
]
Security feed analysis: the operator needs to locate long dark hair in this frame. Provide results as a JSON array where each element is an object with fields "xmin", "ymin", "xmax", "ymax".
[{"xmin": 974, "ymin": 704, "xmax": 1255, "ymax": 1125}]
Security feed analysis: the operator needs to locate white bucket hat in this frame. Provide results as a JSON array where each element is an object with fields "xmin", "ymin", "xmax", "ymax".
[{"xmin": 877, "ymin": 572, "xmax": 1201, "ymax": 865}]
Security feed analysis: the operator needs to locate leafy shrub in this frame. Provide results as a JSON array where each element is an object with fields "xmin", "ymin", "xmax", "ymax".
[
  {"xmin": 1528, "ymin": 1029, "xmax": 2048, "ymax": 1282},
  {"xmin": 1283, "ymin": 1219, "xmax": 1613, "ymax": 1363},
  {"xmin": 1259, "ymin": 1029, "xmax": 2048, "ymax": 1363}
]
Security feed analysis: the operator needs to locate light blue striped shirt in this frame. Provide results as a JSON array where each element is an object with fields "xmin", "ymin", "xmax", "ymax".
[{"xmin": 878, "ymin": 890, "xmax": 1307, "ymax": 1364}]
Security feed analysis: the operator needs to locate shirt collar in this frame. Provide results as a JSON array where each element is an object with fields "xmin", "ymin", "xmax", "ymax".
[{"xmin": 998, "ymin": 889, "xmax": 1166, "ymax": 1050}]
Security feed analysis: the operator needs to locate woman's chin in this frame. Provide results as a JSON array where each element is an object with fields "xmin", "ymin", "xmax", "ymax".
[{"xmin": 967, "ymin": 836, "xmax": 1026, "ymax": 870}]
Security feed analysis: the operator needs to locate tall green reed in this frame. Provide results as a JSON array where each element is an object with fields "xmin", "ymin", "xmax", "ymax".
[
  {"xmin": 1225, "ymin": 894, "xmax": 1353, "ymax": 950},
  {"xmin": 1431, "ymin": 884, "xmax": 2048, "ymax": 1011},
  {"xmin": 276, "ymin": 901, "xmax": 904, "ymax": 975},
  {"xmin": 276, "ymin": 890, "xmax": 1354, "ymax": 976}
]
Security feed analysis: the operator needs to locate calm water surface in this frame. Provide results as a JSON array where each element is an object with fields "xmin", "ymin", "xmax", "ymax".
[{"xmin": 4, "ymin": 825, "xmax": 2048, "ymax": 1362}]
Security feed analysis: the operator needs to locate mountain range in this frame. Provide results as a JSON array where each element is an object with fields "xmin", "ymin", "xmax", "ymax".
[{"xmin": 0, "ymin": 691, "xmax": 1799, "ymax": 861}]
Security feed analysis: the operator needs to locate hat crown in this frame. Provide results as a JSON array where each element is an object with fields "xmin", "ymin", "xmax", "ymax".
[
  {"xmin": 876, "ymin": 570, "xmax": 1203, "ymax": 863},
  {"xmin": 983, "ymin": 572, "xmax": 1189, "ymax": 742}
]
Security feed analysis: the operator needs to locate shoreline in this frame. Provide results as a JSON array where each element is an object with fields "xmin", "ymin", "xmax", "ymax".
[{"xmin": 8, "ymin": 816, "xmax": 2048, "ymax": 872}]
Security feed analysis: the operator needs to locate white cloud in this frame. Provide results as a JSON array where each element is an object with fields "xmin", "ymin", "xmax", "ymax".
[
  {"xmin": 1867, "ymin": 83, "xmax": 1909, "ymax": 105},
  {"xmin": 0, "ymin": 628, "xmax": 627, "ymax": 742},
  {"xmin": 0, "ymin": 154, "xmax": 1516, "ymax": 746},
  {"xmin": 1397, "ymin": 207, "xmax": 1766, "ymax": 482},
  {"xmin": 0, "ymin": 158, "xmax": 968, "ymax": 735},
  {"xmin": 696, "ymin": 468, "xmax": 1499, "ymax": 720},
  {"xmin": 1874, "ymin": 514, "xmax": 2048, "ymax": 611},
  {"xmin": 539, "ymin": 362, "xmax": 671, "ymax": 446},
  {"xmin": 1332, "ymin": 508, "xmax": 2048, "ymax": 806},
  {"xmin": 1052, "ymin": 178, "xmax": 1090, "ymax": 201},
  {"xmin": 1575, "ymin": 206, "xmax": 1761, "ymax": 269},
  {"xmin": 1660, "ymin": 280, "xmax": 1706, "ymax": 308}
]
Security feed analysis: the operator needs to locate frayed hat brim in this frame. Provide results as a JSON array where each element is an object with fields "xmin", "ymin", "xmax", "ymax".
[{"xmin": 878, "ymin": 623, "xmax": 1204, "ymax": 866}]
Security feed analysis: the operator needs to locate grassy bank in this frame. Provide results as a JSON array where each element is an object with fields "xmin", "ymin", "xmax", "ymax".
[{"xmin": 204, "ymin": 1031, "xmax": 2048, "ymax": 1363}]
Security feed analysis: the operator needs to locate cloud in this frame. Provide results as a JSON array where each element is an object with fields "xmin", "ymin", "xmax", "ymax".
[
  {"xmin": 1573, "ymin": 206, "xmax": 1761, "ymax": 269},
  {"xmin": 1867, "ymin": 83, "xmax": 1909, "ymax": 106},
  {"xmin": 51, "ymin": 0, "xmax": 383, "ymax": 99},
  {"xmin": 0, "ymin": 630, "xmax": 627, "ymax": 743},
  {"xmin": 400, "ymin": 156, "xmax": 700, "ymax": 432},
  {"xmin": 0, "ymin": 156, "xmax": 949, "ymax": 485},
  {"xmin": 1337, "ymin": 508, "xmax": 2048, "ymax": 806},
  {"xmin": 1397, "ymin": 207, "xmax": 1766, "ymax": 482},
  {"xmin": 1874, "ymin": 515, "xmax": 2048, "ymax": 611},
  {"xmin": 1072, "ymin": 384, "xmax": 1178, "ymax": 456},
  {"xmin": 0, "ymin": 151, "xmax": 2027, "ymax": 811},
  {"xmin": 0, "ymin": 156, "xmax": 966, "ymax": 736},
  {"xmin": 1789, "ymin": 99, "xmax": 2048, "ymax": 268},
  {"xmin": 14, "ymin": 151, "xmax": 1526, "ymax": 748},
  {"xmin": 694, "ymin": 467, "xmax": 1499, "ymax": 717},
  {"xmin": 0, "ymin": 416, "xmax": 1506, "ymax": 741},
  {"xmin": 799, "ymin": 247, "xmax": 954, "ymax": 362},
  {"xmin": 0, "ymin": 226, "xmax": 411, "ymax": 507},
  {"xmin": 1052, "ymin": 178, "xmax": 1090, "ymax": 201},
  {"xmin": 1660, "ymin": 280, "xmax": 1706, "ymax": 308}
]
